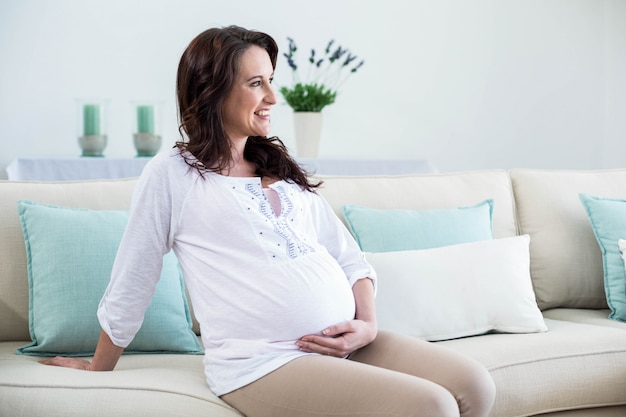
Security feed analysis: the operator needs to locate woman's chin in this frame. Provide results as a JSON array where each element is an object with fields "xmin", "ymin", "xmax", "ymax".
[{"xmin": 253, "ymin": 128, "xmax": 271, "ymax": 138}]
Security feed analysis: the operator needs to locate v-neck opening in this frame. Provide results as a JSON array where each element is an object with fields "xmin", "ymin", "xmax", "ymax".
[{"xmin": 263, "ymin": 187, "xmax": 282, "ymax": 217}]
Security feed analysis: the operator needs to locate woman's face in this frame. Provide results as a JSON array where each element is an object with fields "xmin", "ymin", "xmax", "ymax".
[{"xmin": 222, "ymin": 45, "xmax": 277, "ymax": 143}]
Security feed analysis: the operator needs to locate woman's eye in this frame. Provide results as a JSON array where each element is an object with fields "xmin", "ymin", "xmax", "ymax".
[
  {"xmin": 251, "ymin": 81, "xmax": 261, "ymax": 87},
  {"xmin": 269, "ymin": 77, "xmax": 274, "ymax": 84}
]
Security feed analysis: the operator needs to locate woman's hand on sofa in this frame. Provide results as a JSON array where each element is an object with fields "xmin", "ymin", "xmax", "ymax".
[
  {"xmin": 40, "ymin": 356, "xmax": 93, "ymax": 370},
  {"xmin": 39, "ymin": 330, "xmax": 123, "ymax": 371}
]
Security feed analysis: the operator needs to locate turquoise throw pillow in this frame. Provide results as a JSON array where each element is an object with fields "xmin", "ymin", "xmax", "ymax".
[
  {"xmin": 342, "ymin": 199, "xmax": 494, "ymax": 253},
  {"xmin": 579, "ymin": 194, "xmax": 626, "ymax": 322},
  {"xmin": 17, "ymin": 200, "xmax": 203, "ymax": 356}
]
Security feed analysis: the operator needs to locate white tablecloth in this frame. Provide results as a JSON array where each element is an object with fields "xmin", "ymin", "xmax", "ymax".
[
  {"xmin": 6, "ymin": 157, "xmax": 436, "ymax": 181},
  {"xmin": 6, "ymin": 157, "xmax": 153, "ymax": 181}
]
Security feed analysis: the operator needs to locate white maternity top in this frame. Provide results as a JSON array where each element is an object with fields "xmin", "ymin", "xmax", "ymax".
[{"xmin": 97, "ymin": 148, "xmax": 376, "ymax": 395}]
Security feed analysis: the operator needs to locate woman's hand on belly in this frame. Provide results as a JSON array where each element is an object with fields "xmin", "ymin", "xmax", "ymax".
[
  {"xmin": 295, "ymin": 318, "xmax": 377, "ymax": 358},
  {"xmin": 296, "ymin": 277, "xmax": 378, "ymax": 358}
]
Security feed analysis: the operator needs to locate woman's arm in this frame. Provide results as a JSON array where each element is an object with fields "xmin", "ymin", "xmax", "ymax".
[
  {"xmin": 296, "ymin": 277, "xmax": 377, "ymax": 358},
  {"xmin": 308, "ymin": 193, "xmax": 377, "ymax": 291},
  {"xmin": 43, "ymin": 155, "xmax": 186, "ymax": 370},
  {"xmin": 41, "ymin": 330, "xmax": 124, "ymax": 371},
  {"xmin": 352, "ymin": 277, "xmax": 377, "ymax": 325}
]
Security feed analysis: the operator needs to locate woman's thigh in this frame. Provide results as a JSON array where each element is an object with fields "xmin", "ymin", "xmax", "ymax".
[
  {"xmin": 221, "ymin": 353, "xmax": 460, "ymax": 417},
  {"xmin": 349, "ymin": 330, "xmax": 496, "ymax": 417}
]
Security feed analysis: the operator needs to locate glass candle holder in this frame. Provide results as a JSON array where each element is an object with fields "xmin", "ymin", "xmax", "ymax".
[
  {"xmin": 77, "ymin": 99, "xmax": 108, "ymax": 157},
  {"xmin": 132, "ymin": 101, "xmax": 162, "ymax": 157}
]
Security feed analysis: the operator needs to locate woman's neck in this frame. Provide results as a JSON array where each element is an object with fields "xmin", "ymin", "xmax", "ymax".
[
  {"xmin": 221, "ymin": 137, "xmax": 255, "ymax": 177},
  {"xmin": 224, "ymin": 159, "xmax": 256, "ymax": 177}
]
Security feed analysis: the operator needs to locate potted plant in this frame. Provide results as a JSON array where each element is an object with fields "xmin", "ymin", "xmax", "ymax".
[{"xmin": 280, "ymin": 37, "xmax": 364, "ymax": 157}]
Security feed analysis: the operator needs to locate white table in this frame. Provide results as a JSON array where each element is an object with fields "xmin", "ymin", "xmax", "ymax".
[
  {"xmin": 6, "ymin": 157, "xmax": 436, "ymax": 181},
  {"xmin": 6, "ymin": 157, "xmax": 153, "ymax": 181}
]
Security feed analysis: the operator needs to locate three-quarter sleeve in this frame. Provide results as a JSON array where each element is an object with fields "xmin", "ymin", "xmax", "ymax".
[
  {"xmin": 308, "ymin": 192, "xmax": 377, "ymax": 291},
  {"xmin": 97, "ymin": 156, "xmax": 178, "ymax": 347}
]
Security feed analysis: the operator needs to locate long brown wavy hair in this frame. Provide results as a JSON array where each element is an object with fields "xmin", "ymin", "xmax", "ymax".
[{"xmin": 175, "ymin": 25, "xmax": 320, "ymax": 191}]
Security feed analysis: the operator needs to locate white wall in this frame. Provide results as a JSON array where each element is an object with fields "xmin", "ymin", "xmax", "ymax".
[{"xmin": 1, "ymin": 0, "xmax": 625, "ymax": 179}]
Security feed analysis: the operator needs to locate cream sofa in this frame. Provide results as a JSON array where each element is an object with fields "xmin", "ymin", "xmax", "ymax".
[{"xmin": 1, "ymin": 168, "xmax": 626, "ymax": 417}]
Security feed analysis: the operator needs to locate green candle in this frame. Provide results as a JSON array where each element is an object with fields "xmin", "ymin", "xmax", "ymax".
[
  {"xmin": 137, "ymin": 105, "xmax": 154, "ymax": 134},
  {"xmin": 83, "ymin": 104, "xmax": 100, "ymax": 136}
]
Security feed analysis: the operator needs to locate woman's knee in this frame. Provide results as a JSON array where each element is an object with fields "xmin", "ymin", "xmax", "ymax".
[
  {"xmin": 388, "ymin": 377, "xmax": 461, "ymax": 417},
  {"xmin": 456, "ymin": 360, "xmax": 496, "ymax": 417},
  {"xmin": 420, "ymin": 385, "xmax": 461, "ymax": 417}
]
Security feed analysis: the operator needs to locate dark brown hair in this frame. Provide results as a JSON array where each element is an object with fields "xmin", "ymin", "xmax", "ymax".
[{"xmin": 175, "ymin": 25, "xmax": 320, "ymax": 191}]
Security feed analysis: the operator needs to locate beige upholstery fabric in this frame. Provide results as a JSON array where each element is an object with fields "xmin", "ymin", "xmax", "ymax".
[
  {"xmin": 2, "ymin": 172, "xmax": 626, "ymax": 417},
  {"xmin": 317, "ymin": 170, "xmax": 518, "ymax": 239},
  {"xmin": 4, "ymin": 318, "xmax": 625, "ymax": 417},
  {"xmin": 510, "ymin": 169, "xmax": 626, "ymax": 310},
  {"xmin": 0, "ymin": 179, "xmax": 137, "ymax": 342},
  {"xmin": 0, "ymin": 341, "xmax": 241, "ymax": 417},
  {"xmin": 439, "ymin": 319, "xmax": 626, "ymax": 417},
  {"xmin": 543, "ymin": 308, "xmax": 626, "ymax": 330},
  {"xmin": 543, "ymin": 408, "xmax": 626, "ymax": 417}
]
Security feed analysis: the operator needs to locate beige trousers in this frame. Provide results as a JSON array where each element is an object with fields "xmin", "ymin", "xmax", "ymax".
[{"xmin": 221, "ymin": 330, "xmax": 496, "ymax": 417}]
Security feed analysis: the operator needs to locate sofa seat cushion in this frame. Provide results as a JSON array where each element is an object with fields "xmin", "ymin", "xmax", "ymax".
[
  {"xmin": 4, "ymin": 320, "xmax": 625, "ymax": 417},
  {"xmin": 0, "ymin": 341, "xmax": 241, "ymax": 417},
  {"xmin": 543, "ymin": 308, "xmax": 626, "ymax": 330},
  {"xmin": 437, "ymin": 319, "xmax": 626, "ymax": 417},
  {"xmin": 532, "ymin": 407, "xmax": 626, "ymax": 417}
]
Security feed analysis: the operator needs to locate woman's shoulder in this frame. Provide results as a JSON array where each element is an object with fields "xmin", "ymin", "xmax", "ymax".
[
  {"xmin": 142, "ymin": 146, "xmax": 194, "ymax": 178},
  {"xmin": 147, "ymin": 146, "xmax": 185, "ymax": 168}
]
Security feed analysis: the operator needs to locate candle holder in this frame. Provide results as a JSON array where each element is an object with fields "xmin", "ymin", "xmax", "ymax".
[
  {"xmin": 132, "ymin": 101, "xmax": 162, "ymax": 157},
  {"xmin": 77, "ymin": 99, "xmax": 108, "ymax": 157}
]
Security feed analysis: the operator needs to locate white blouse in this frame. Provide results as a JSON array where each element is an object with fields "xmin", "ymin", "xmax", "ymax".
[{"xmin": 97, "ymin": 148, "xmax": 376, "ymax": 396}]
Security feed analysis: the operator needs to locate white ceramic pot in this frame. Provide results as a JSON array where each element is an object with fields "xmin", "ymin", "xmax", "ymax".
[{"xmin": 293, "ymin": 112, "xmax": 322, "ymax": 158}]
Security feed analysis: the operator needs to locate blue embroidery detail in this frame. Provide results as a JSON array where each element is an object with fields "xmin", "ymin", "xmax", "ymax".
[{"xmin": 245, "ymin": 183, "xmax": 315, "ymax": 259}]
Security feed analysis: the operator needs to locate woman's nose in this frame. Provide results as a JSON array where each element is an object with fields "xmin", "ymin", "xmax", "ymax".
[{"xmin": 265, "ymin": 84, "xmax": 277, "ymax": 105}]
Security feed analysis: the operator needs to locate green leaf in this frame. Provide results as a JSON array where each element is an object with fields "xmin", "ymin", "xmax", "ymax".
[{"xmin": 279, "ymin": 83, "xmax": 337, "ymax": 112}]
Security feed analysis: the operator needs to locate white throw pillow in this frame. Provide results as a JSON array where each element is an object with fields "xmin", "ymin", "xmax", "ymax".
[{"xmin": 367, "ymin": 235, "xmax": 547, "ymax": 341}]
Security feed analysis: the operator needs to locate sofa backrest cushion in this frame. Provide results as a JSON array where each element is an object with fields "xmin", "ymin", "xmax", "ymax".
[
  {"xmin": 1, "ymin": 170, "xmax": 518, "ymax": 342},
  {"xmin": 0, "ymin": 179, "xmax": 137, "ymax": 342},
  {"xmin": 510, "ymin": 169, "xmax": 626, "ymax": 310},
  {"xmin": 318, "ymin": 170, "xmax": 518, "ymax": 239}
]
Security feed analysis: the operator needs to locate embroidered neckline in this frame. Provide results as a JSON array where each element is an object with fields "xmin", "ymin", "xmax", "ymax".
[{"xmin": 245, "ymin": 183, "xmax": 314, "ymax": 259}]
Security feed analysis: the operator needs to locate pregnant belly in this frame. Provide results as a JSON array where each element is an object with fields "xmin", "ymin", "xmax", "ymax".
[{"xmin": 209, "ymin": 252, "xmax": 357, "ymax": 343}]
